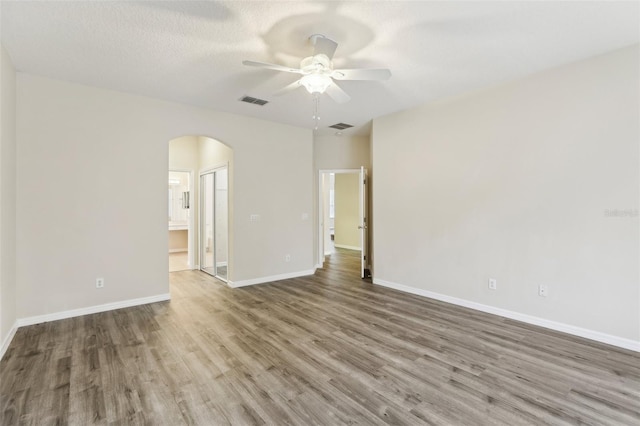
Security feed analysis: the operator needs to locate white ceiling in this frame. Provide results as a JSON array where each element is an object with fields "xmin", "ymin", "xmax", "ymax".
[{"xmin": 1, "ymin": 1, "xmax": 638, "ymax": 136}]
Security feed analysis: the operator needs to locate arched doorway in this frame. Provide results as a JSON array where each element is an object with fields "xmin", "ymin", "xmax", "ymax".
[{"xmin": 168, "ymin": 135, "xmax": 233, "ymax": 283}]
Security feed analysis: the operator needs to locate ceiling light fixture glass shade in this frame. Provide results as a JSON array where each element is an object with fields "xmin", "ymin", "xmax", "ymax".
[{"xmin": 300, "ymin": 74, "xmax": 332, "ymax": 94}]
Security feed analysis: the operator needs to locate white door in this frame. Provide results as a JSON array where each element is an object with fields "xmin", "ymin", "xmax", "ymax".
[{"xmin": 359, "ymin": 166, "xmax": 370, "ymax": 278}]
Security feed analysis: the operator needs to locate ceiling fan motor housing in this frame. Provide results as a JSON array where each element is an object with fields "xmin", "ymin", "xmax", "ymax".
[
  {"xmin": 299, "ymin": 54, "xmax": 334, "ymax": 94},
  {"xmin": 300, "ymin": 54, "xmax": 332, "ymax": 75}
]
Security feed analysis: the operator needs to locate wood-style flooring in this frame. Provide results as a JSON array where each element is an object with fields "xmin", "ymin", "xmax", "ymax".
[
  {"xmin": 1, "ymin": 248, "xmax": 639, "ymax": 425},
  {"xmin": 169, "ymin": 252, "xmax": 189, "ymax": 272}
]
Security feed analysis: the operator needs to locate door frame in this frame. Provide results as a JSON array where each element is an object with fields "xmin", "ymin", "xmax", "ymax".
[
  {"xmin": 317, "ymin": 169, "xmax": 361, "ymax": 268},
  {"xmin": 199, "ymin": 163, "xmax": 229, "ymax": 282},
  {"xmin": 359, "ymin": 166, "xmax": 370, "ymax": 279},
  {"xmin": 168, "ymin": 168, "xmax": 195, "ymax": 269}
]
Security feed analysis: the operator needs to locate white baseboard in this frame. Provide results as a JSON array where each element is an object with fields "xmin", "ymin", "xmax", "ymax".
[
  {"xmin": 16, "ymin": 293, "xmax": 171, "ymax": 328},
  {"xmin": 168, "ymin": 249, "xmax": 187, "ymax": 253},
  {"xmin": 334, "ymin": 244, "xmax": 361, "ymax": 251},
  {"xmin": 0, "ymin": 321, "xmax": 18, "ymax": 361},
  {"xmin": 229, "ymin": 269, "xmax": 316, "ymax": 288},
  {"xmin": 373, "ymin": 278, "xmax": 640, "ymax": 352}
]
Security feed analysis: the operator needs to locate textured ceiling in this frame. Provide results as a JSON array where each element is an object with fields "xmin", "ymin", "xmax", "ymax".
[{"xmin": 1, "ymin": 1, "xmax": 638, "ymax": 136}]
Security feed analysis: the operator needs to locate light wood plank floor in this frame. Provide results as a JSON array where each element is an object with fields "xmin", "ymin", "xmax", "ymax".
[
  {"xmin": 1, "ymin": 249, "xmax": 639, "ymax": 425},
  {"xmin": 169, "ymin": 252, "xmax": 189, "ymax": 272}
]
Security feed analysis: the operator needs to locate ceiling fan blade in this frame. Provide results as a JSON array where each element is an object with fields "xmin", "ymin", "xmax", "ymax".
[
  {"xmin": 242, "ymin": 60, "xmax": 302, "ymax": 74},
  {"xmin": 313, "ymin": 36, "xmax": 338, "ymax": 60},
  {"xmin": 331, "ymin": 68, "xmax": 392, "ymax": 81},
  {"xmin": 325, "ymin": 82, "xmax": 351, "ymax": 104},
  {"xmin": 273, "ymin": 79, "xmax": 302, "ymax": 97}
]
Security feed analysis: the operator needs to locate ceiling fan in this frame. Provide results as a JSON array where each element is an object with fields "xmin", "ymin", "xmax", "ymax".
[{"xmin": 242, "ymin": 34, "xmax": 391, "ymax": 104}]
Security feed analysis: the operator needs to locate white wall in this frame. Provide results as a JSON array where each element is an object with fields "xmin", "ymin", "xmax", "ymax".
[
  {"xmin": 16, "ymin": 74, "xmax": 314, "ymax": 319},
  {"xmin": 372, "ymin": 45, "xmax": 639, "ymax": 345},
  {"xmin": 0, "ymin": 44, "xmax": 17, "ymax": 355}
]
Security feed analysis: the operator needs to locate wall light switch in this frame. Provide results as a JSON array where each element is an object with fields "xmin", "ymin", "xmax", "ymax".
[{"xmin": 488, "ymin": 278, "xmax": 497, "ymax": 290}]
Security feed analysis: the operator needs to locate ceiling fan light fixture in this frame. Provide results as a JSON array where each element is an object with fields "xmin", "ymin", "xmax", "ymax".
[
  {"xmin": 242, "ymin": 34, "xmax": 390, "ymax": 127},
  {"xmin": 300, "ymin": 74, "xmax": 332, "ymax": 94}
]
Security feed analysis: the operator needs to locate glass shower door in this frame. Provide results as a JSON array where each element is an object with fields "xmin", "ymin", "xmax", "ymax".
[
  {"xmin": 200, "ymin": 172, "xmax": 215, "ymax": 276},
  {"xmin": 214, "ymin": 168, "xmax": 228, "ymax": 280},
  {"xmin": 200, "ymin": 167, "xmax": 228, "ymax": 281}
]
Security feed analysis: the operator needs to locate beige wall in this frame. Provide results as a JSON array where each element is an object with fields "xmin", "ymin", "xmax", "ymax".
[
  {"xmin": 168, "ymin": 230, "xmax": 188, "ymax": 251},
  {"xmin": 16, "ymin": 74, "xmax": 314, "ymax": 319},
  {"xmin": 198, "ymin": 135, "xmax": 233, "ymax": 171},
  {"xmin": 168, "ymin": 135, "xmax": 198, "ymax": 171},
  {"xmin": 372, "ymin": 45, "xmax": 639, "ymax": 344},
  {"xmin": 334, "ymin": 173, "xmax": 360, "ymax": 250},
  {"xmin": 314, "ymin": 134, "xmax": 370, "ymax": 170},
  {"xmin": 0, "ymin": 45, "xmax": 17, "ymax": 353}
]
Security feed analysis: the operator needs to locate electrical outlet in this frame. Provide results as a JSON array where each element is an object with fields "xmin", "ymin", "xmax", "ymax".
[
  {"xmin": 488, "ymin": 278, "xmax": 497, "ymax": 290},
  {"xmin": 538, "ymin": 284, "xmax": 548, "ymax": 297},
  {"xmin": 96, "ymin": 277, "xmax": 104, "ymax": 289},
  {"xmin": 285, "ymin": 254, "xmax": 291, "ymax": 262}
]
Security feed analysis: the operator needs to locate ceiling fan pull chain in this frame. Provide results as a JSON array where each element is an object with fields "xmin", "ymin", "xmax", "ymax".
[{"xmin": 313, "ymin": 93, "xmax": 320, "ymax": 130}]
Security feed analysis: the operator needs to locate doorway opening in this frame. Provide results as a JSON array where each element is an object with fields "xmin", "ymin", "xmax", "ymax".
[
  {"xmin": 168, "ymin": 170, "xmax": 192, "ymax": 272},
  {"xmin": 318, "ymin": 167, "xmax": 370, "ymax": 279},
  {"xmin": 168, "ymin": 136, "xmax": 233, "ymax": 282}
]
